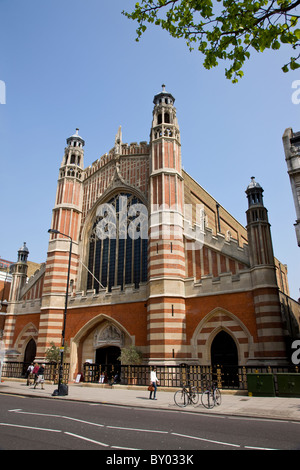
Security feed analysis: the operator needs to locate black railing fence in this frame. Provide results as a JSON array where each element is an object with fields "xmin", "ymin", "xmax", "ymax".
[
  {"xmin": 2, "ymin": 362, "xmax": 299, "ymax": 390},
  {"xmin": 1, "ymin": 362, "xmax": 70, "ymax": 385}
]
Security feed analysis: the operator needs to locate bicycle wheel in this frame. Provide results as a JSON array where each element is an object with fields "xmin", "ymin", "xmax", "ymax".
[
  {"xmin": 190, "ymin": 387, "xmax": 200, "ymax": 406},
  {"xmin": 201, "ymin": 390, "xmax": 214, "ymax": 409},
  {"xmin": 174, "ymin": 389, "xmax": 189, "ymax": 407},
  {"xmin": 214, "ymin": 388, "xmax": 221, "ymax": 406}
]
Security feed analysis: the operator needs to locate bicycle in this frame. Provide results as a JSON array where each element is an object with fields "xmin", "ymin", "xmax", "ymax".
[
  {"xmin": 201, "ymin": 382, "xmax": 222, "ymax": 409},
  {"xmin": 174, "ymin": 383, "xmax": 200, "ymax": 407}
]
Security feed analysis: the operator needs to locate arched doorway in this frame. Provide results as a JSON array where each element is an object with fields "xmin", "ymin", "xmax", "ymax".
[
  {"xmin": 24, "ymin": 338, "xmax": 36, "ymax": 365},
  {"xmin": 96, "ymin": 346, "xmax": 121, "ymax": 382},
  {"xmin": 96, "ymin": 346, "xmax": 121, "ymax": 365},
  {"xmin": 71, "ymin": 317, "xmax": 131, "ymax": 383},
  {"xmin": 23, "ymin": 339, "xmax": 37, "ymax": 376},
  {"xmin": 211, "ymin": 330, "xmax": 238, "ymax": 387}
]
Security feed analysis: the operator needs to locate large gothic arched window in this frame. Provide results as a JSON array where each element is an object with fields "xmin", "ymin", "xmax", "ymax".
[{"xmin": 87, "ymin": 193, "xmax": 148, "ymax": 292}]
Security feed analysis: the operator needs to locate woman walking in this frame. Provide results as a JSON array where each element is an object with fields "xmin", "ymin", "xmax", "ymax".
[
  {"xmin": 34, "ymin": 364, "xmax": 45, "ymax": 390},
  {"xmin": 32, "ymin": 363, "xmax": 39, "ymax": 387},
  {"xmin": 149, "ymin": 366, "xmax": 159, "ymax": 400}
]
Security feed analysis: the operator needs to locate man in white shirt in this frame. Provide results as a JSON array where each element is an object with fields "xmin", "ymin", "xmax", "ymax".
[{"xmin": 149, "ymin": 367, "xmax": 159, "ymax": 400}]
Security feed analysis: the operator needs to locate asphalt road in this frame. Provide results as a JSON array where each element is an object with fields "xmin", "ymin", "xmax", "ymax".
[{"xmin": 0, "ymin": 394, "xmax": 299, "ymax": 452}]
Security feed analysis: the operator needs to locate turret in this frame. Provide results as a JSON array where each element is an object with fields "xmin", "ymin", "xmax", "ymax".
[
  {"xmin": 246, "ymin": 177, "xmax": 274, "ymax": 267},
  {"xmin": 148, "ymin": 86, "xmax": 187, "ymax": 364},
  {"xmin": 245, "ymin": 177, "xmax": 287, "ymax": 364},
  {"xmin": 60, "ymin": 128, "xmax": 84, "ymax": 180},
  {"xmin": 50, "ymin": 129, "xmax": 85, "ymax": 243},
  {"xmin": 37, "ymin": 130, "xmax": 85, "ymax": 360},
  {"xmin": 9, "ymin": 242, "xmax": 29, "ymax": 302}
]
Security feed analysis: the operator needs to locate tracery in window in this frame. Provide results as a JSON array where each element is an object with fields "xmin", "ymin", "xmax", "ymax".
[{"xmin": 87, "ymin": 193, "xmax": 148, "ymax": 292}]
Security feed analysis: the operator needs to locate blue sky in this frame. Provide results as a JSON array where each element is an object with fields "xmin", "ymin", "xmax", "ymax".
[{"xmin": 0, "ymin": 0, "xmax": 299, "ymax": 299}]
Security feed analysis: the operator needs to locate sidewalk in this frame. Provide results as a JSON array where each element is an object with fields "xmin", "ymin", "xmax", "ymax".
[{"xmin": 1, "ymin": 379, "xmax": 300, "ymax": 422}]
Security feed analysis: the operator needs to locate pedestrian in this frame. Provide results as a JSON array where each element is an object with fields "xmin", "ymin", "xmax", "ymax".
[
  {"xmin": 34, "ymin": 364, "xmax": 45, "ymax": 389},
  {"xmin": 26, "ymin": 363, "xmax": 34, "ymax": 386},
  {"xmin": 149, "ymin": 366, "xmax": 159, "ymax": 400},
  {"xmin": 32, "ymin": 362, "xmax": 39, "ymax": 386}
]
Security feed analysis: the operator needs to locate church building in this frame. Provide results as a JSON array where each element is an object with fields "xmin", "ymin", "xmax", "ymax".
[{"xmin": 3, "ymin": 86, "xmax": 298, "ymax": 380}]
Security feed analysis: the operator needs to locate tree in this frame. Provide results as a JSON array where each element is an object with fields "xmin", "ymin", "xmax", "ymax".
[
  {"xmin": 118, "ymin": 345, "xmax": 143, "ymax": 365},
  {"xmin": 45, "ymin": 341, "xmax": 69, "ymax": 363},
  {"xmin": 123, "ymin": 0, "xmax": 300, "ymax": 82}
]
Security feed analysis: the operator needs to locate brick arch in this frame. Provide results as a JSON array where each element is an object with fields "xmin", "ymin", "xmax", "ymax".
[
  {"xmin": 14, "ymin": 323, "xmax": 39, "ymax": 361},
  {"xmin": 191, "ymin": 308, "xmax": 254, "ymax": 365},
  {"xmin": 69, "ymin": 314, "xmax": 134, "ymax": 379}
]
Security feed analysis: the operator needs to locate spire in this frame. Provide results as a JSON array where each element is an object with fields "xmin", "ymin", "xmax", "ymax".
[{"xmin": 114, "ymin": 126, "xmax": 122, "ymax": 155}]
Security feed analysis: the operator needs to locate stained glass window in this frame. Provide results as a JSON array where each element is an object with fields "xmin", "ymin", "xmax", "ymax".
[{"xmin": 87, "ymin": 193, "xmax": 148, "ymax": 292}]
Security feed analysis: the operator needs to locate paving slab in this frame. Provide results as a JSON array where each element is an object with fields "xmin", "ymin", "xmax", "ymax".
[{"xmin": 1, "ymin": 379, "xmax": 300, "ymax": 422}]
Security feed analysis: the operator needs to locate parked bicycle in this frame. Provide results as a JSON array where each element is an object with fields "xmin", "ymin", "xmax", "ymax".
[
  {"xmin": 201, "ymin": 381, "xmax": 222, "ymax": 409},
  {"xmin": 174, "ymin": 383, "xmax": 200, "ymax": 407}
]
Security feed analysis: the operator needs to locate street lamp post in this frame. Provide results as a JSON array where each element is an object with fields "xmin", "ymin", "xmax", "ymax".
[
  {"xmin": 48, "ymin": 228, "xmax": 72, "ymax": 396},
  {"xmin": 0, "ymin": 300, "xmax": 8, "ymax": 383}
]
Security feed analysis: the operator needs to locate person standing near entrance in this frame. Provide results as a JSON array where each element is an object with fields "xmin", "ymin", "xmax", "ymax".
[{"xmin": 149, "ymin": 366, "xmax": 159, "ymax": 400}]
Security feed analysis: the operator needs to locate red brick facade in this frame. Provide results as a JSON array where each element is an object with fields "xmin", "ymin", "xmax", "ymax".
[{"xmin": 3, "ymin": 88, "xmax": 297, "ymax": 378}]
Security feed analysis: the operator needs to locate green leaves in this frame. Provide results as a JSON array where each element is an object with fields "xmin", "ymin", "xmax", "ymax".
[
  {"xmin": 290, "ymin": 59, "xmax": 300, "ymax": 68},
  {"xmin": 123, "ymin": 0, "xmax": 300, "ymax": 82}
]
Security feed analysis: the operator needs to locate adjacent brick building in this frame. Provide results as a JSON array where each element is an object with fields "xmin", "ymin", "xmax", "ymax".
[
  {"xmin": 3, "ymin": 87, "xmax": 299, "ymax": 379},
  {"xmin": 283, "ymin": 128, "xmax": 300, "ymax": 247}
]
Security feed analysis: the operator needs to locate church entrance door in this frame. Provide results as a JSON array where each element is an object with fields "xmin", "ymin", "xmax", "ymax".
[
  {"xmin": 211, "ymin": 331, "xmax": 239, "ymax": 387},
  {"xmin": 96, "ymin": 345, "xmax": 120, "ymax": 365},
  {"xmin": 23, "ymin": 338, "xmax": 37, "ymax": 375},
  {"xmin": 96, "ymin": 346, "xmax": 121, "ymax": 383}
]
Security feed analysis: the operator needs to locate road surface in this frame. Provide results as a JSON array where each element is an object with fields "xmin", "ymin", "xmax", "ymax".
[{"xmin": 0, "ymin": 394, "xmax": 299, "ymax": 452}]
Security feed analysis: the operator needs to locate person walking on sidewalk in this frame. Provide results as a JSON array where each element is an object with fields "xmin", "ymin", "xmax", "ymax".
[
  {"xmin": 26, "ymin": 363, "xmax": 34, "ymax": 386},
  {"xmin": 32, "ymin": 362, "xmax": 39, "ymax": 387},
  {"xmin": 34, "ymin": 364, "xmax": 45, "ymax": 390},
  {"xmin": 149, "ymin": 366, "xmax": 159, "ymax": 400}
]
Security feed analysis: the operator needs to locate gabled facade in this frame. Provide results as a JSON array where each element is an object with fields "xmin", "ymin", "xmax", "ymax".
[{"xmin": 3, "ymin": 87, "xmax": 299, "ymax": 379}]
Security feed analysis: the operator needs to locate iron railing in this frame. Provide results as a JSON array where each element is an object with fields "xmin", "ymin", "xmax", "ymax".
[
  {"xmin": 2, "ymin": 362, "xmax": 299, "ymax": 391},
  {"xmin": 1, "ymin": 362, "xmax": 69, "ymax": 384},
  {"xmin": 75, "ymin": 362, "xmax": 300, "ymax": 390}
]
